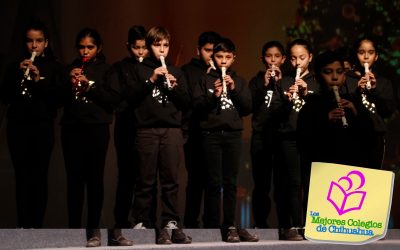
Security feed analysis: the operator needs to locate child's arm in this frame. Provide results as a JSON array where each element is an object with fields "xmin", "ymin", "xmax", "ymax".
[
  {"xmin": 192, "ymin": 75, "xmax": 220, "ymax": 112},
  {"xmin": 166, "ymin": 69, "xmax": 191, "ymax": 111},
  {"xmin": 228, "ymin": 76, "xmax": 251, "ymax": 117}
]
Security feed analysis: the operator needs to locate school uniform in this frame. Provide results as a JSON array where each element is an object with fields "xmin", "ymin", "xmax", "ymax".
[
  {"xmin": 192, "ymin": 68, "xmax": 251, "ymax": 228},
  {"xmin": 181, "ymin": 58, "xmax": 209, "ymax": 228},
  {"xmin": 249, "ymin": 70, "xmax": 281, "ymax": 228},
  {"xmin": 0, "ymin": 54, "xmax": 67, "ymax": 228},
  {"xmin": 129, "ymin": 56, "xmax": 190, "ymax": 229},
  {"xmin": 61, "ymin": 56, "xmax": 118, "ymax": 228},
  {"xmin": 346, "ymin": 72, "xmax": 396, "ymax": 169},
  {"xmin": 107, "ymin": 57, "xmax": 142, "ymax": 229},
  {"xmin": 274, "ymin": 73, "xmax": 318, "ymax": 229},
  {"xmin": 298, "ymin": 84, "xmax": 369, "ymax": 200}
]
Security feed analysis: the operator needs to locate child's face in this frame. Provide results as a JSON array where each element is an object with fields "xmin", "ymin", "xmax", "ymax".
[
  {"xmin": 198, "ymin": 43, "xmax": 214, "ymax": 65},
  {"xmin": 25, "ymin": 29, "xmax": 48, "ymax": 57},
  {"xmin": 357, "ymin": 40, "xmax": 378, "ymax": 68},
  {"xmin": 264, "ymin": 47, "xmax": 285, "ymax": 68},
  {"xmin": 130, "ymin": 39, "xmax": 148, "ymax": 61},
  {"xmin": 213, "ymin": 51, "xmax": 235, "ymax": 69},
  {"xmin": 78, "ymin": 36, "xmax": 100, "ymax": 60},
  {"xmin": 320, "ymin": 61, "xmax": 346, "ymax": 88},
  {"xmin": 151, "ymin": 38, "xmax": 169, "ymax": 60},
  {"xmin": 290, "ymin": 45, "xmax": 312, "ymax": 74}
]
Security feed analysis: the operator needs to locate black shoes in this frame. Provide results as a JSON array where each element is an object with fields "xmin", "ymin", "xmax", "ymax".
[
  {"xmin": 298, "ymin": 227, "xmax": 306, "ymax": 240},
  {"xmin": 279, "ymin": 227, "xmax": 304, "ymax": 241},
  {"xmin": 223, "ymin": 227, "xmax": 259, "ymax": 243},
  {"xmin": 86, "ymin": 236, "xmax": 101, "ymax": 247},
  {"xmin": 171, "ymin": 229, "xmax": 192, "ymax": 244},
  {"xmin": 238, "ymin": 228, "xmax": 259, "ymax": 242},
  {"xmin": 156, "ymin": 221, "xmax": 192, "ymax": 245},
  {"xmin": 156, "ymin": 229, "xmax": 172, "ymax": 244},
  {"xmin": 108, "ymin": 228, "xmax": 134, "ymax": 246},
  {"xmin": 86, "ymin": 229, "xmax": 101, "ymax": 247},
  {"xmin": 225, "ymin": 227, "xmax": 240, "ymax": 243},
  {"xmin": 108, "ymin": 235, "xmax": 134, "ymax": 246}
]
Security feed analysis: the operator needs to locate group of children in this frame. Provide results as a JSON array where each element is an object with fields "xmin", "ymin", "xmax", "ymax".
[{"xmin": 0, "ymin": 19, "xmax": 397, "ymax": 247}]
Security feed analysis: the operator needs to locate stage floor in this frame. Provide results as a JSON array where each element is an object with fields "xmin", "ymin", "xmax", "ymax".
[{"xmin": 0, "ymin": 229, "xmax": 399, "ymax": 249}]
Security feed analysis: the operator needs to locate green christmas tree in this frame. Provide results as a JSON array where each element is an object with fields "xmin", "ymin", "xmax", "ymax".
[{"xmin": 285, "ymin": 0, "xmax": 400, "ymax": 75}]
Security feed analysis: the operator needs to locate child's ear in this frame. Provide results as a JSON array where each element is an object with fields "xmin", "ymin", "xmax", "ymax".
[
  {"xmin": 196, "ymin": 47, "xmax": 200, "ymax": 57},
  {"xmin": 97, "ymin": 45, "xmax": 103, "ymax": 54}
]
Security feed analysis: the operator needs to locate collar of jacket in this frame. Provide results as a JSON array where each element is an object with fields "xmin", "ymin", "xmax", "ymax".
[{"xmin": 189, "ymin": 58, "xmax": 208, "ymax": 70}]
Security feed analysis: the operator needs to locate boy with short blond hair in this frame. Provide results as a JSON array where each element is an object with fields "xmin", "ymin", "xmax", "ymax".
[{"xmin": 129, "ymin": 26, "xmax": 191, "ymax": 245}]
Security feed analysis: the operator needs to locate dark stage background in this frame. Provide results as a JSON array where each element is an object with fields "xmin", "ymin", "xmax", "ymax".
[{"xmin": 0, "ymin": 0, "xmax": 399, "ymax": 228}]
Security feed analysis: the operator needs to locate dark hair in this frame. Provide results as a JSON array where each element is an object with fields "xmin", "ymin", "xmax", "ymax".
[
  {"xmin": 22, "ymin": 18, "xmax": 53, "ymax": 58},
  {"xmin": 287, "ymin": 38, "xmax": 313, "ymax": 76},
  {"xmin": 197, "ymin": 31, "xmax": 221, "ymax": 48},
  {"xmin": 213, "ymin": 37, "xmax": 236, "ymax": 54},
  {"xmin": 261, "ymin": 41, "xmax": 285, "ymax": 57},
  {"xmin": 287, "ymin": 38, "xmax": 313, "ymax": 54},
  {"xmin": 351, "ymin": 36, "xmax": 379, "ymax": 72},
  {"xmin": 146, "ymin": 26, "xmax": 171, "ymax": 49},
  {"xmin": 261, "ymin": 40, "xmax": 285, "ymax": 64},
  {"xmin": 314, "ymin": 50, "xmax": 344, "ymax": 88},
  {"xmin": 353, "ymin": 36, "xmax": 379, "ymax": 55},
  {"xmin": 74, "ymin": 28, "xmax": 105, "ymax": 59},
  {"xmin": 128, "ymin": 25, "xmax": 146, "ymax": 45},
  {"xmin": 75, "ymin": 28, "xmax": 103, "ymax": 49}
]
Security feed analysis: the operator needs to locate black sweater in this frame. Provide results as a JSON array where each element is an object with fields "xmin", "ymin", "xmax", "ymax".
[
  {"xmin": 181, "ymin": 58, "xmax": 209, "ymax": 132},
  {"xmin": 0, "ymin": 55, "xmax": 68, "ymax": 122},
  {"xmin": 192, "ymin": 68, "xmax": 251, "ymax": 131},
  {"xmin": 126, "ymin": 56, "xmax": 190, "ymax": 128},
  {"xmin": 61, "ymin": 57, "xmax": 118, "ymax": 125},
  {"xmin": 346, "ymin": 72, "xmax": 396, "ymax": 134},
  {"xmin": 275, "ymin": 73, "xmax": 318, "ymax": 137},
  {"xmin": 108, "ymin": 57, "xmax": 139, "ymax": 114},
  {"xmin": 297, "ymin": 88, "xmax": 368, "ymax": 166},
  {"xmin": 249, "ymin": 70, "xmax": 281, "ymax": 134},
  {"xmin": 181, "ymin": 58, "xmax": 209, "ymax": 96}
]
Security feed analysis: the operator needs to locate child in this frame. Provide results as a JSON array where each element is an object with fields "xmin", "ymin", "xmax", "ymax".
[
  {"xmin": 0, "ymin": 19, "xmax": 67, "ymax": 228},
  {"xmin": 249, "ymin": 41, "xmax": 286, "ymax": 229},
  {"xmin": 106, "ymin": 25, "xmax": 148, "ymax": 246},
  {"xmin": 298, "ymin": 50, "xmax": 369, "ymax": 209},
  {"xmin": 181, "ymin": 31, "xmax": 221, "ymax": 228},
  {"xmin": 275, "ymin": 38, "xmax": 318, "ymax": 240},
  {"xmin": 192, "ymin": 38, "xmax": 257, "ymax": 242},
  {"xmin": 61, "ymin": 28, "xmax": 119, "ymax": 247},
  {"xmin": 129, "ymin": 26, "xmax": 191, "ymax": 245},
  {"xmin": 346, "ymin": 36, "xmax": 396, "ymax": 169}
]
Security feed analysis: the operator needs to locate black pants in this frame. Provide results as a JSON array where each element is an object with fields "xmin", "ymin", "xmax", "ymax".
[
  {"xmin": 112, "ymin": 113, "xmax": 138, "ymax": 228},
  {"xmin": 361, "ymin": 134, "xmax": 385, "ymax": 169},
  {"xmin": 250, "ymin": 132, "xmax": 277, "ymax": 228},
  {"xmin": 202, "ymin": 130, "xmax": 242, "ymax": 228},
  {"xmin": 274, "ymin": 139, "xmax": 302, "ymax": 229},
  {"xmin": 183, "ymin": 131, "xmax": 205, "ymax": 228},
  {"xmin": 132, "ymin": 128, "xmax": 183, "ymax": 228},
  {"xmin": 61, "ymin": 124, "xmax": 109, "ymax": 228},
  {"xmin": 7, "ymin": 119, "xmax": 54, "ymax": 228}
]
